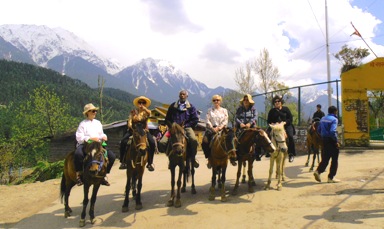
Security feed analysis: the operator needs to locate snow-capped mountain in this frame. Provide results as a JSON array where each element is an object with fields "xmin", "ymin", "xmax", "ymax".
[
  {"xmin": 0, "ymin": 24, "xmax": 121, "ymax": 75},
  {"xmin": 113, "ymin": 58, "xmax": 230, "ymax": 110}
]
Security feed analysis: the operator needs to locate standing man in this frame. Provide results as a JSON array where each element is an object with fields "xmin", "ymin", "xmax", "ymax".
[
  {"xmin": 312, "ymin": 104, "xmax": 325, "ymax": 122},
  {"xmin": 313, "ymin": 105, "xmax": 340, "ymax": 183},
  {"xmin": 158, "ymin": 90, "xmax": 200, "ymax": 168}
]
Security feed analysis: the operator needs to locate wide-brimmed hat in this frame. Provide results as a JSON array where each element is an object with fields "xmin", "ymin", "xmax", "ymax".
[
  {"xmin": 133, "ymin": 96, "xmax": 151, "ymax": 108},
  {"xmin": 83, "ymin": 103, "xmax": 99, "ymax": 115},
  {"xmin": 240, "ymin": 94, "xmax": 255, "ymax": 105}
]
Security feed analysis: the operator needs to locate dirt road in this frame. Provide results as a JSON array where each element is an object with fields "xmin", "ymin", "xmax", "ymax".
[{"xmin": 2, "ymin": 149, "xmax": 384, "ymax": 229}]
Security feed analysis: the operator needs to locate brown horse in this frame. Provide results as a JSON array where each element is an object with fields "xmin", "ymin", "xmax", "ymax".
[
  {"xmin": 167, "ymin": 122, "xmax": 196, "ymax": 208},
  {"xmin": 305, "ymin": 121, "xmax": 323, "ymax": 171},
  {"xmin": 232, "ymin": 128, "xmax": 275, "ymax": 195},
  {"xmin": 208, "ymin": 127, "xmax": 236, "ymax": 202},
  {"xmin": 60, "ymin": 141, "xmax": 108, "ymax": 227},
  {"xmin": 264, "ymin": 122, "xmax": 288, "ymax": 191},
  {"xmin": 122, "ymin": 121, "xmax": 148, "ymax": 212}
]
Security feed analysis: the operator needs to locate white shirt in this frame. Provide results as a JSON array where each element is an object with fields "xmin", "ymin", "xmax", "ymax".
[
  {"xmin": 76, "ymin": 119, "xmax": 107, "ymax": 145},
  {"xmin": 206, "ymin": 107, "xmax": 228, "ymax": 129}
]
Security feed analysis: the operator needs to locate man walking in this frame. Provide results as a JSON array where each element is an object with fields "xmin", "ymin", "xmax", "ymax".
[{"xmin": 313, "ymin": 105, "xmax": 340, "ymax": 183}]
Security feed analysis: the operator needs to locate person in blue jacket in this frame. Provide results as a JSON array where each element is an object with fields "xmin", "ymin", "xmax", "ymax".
[{"xmin": 313, "ymin": 105, "xmax": 340, "ymax": 183}]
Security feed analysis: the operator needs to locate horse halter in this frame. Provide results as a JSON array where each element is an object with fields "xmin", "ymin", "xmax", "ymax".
[
  {"xmin": 271, "ymin": 129, "xmax": 287, "ymax": 152},
  {"xmin": 219, "ymin": 131, "xmax": 236, "ymax": 156}
]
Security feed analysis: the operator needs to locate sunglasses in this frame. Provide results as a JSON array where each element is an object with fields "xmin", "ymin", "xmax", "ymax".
[
  {"xmin": 212, "ymin": 99, "xmax": 220, "ymax": 102},
  {"xmin": 274, "ymin": 100, "xmax": 281, "ymax": 103},
  {"xmin": 90, "ymin": 110, "xmax": 97, "ymax": 113},
  {"xmin": 138, "ymin": 101, "xmax": 146, "ymax": 105}
]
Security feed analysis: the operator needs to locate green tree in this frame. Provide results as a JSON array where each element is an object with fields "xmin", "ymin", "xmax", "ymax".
[
  {"xmin": 9, "ymin": 86, "xmax": 78, "ymax": 166},
  {"xmin": 334, "ymin": 45, "xmax": 370, "ymax": 73},
  {"xmin": 221, "ymin": 90, "xmax": 242, "ymax": 127}
]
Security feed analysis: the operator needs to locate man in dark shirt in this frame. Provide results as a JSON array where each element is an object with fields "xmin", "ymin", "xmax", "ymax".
[{"xmin": 312, "ymin": 104, "xmax": 325, "ymax": 122}]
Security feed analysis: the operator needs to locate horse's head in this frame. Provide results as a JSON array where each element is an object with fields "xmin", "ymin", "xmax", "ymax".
[
  {"xmin": 269, "ymin": 122, "xmax": 288, "ymax": 152},
  {"xmin": 254, "ymin": 128, "xmax": 276, "ymax": 153},
  {"xmin": 131, "ymin": 122, "xmax": 148, "ymax": 155},
  {"xmin": 169, "ymin": 122, "xmax": 187, "ymax": 156},
  {"xmin": 222, "ymin": 127, "xmax": 237, "ymax": 158},
  {"xmin": 83, "ymin": 141, "xmax": 106, "ymax": 176}
]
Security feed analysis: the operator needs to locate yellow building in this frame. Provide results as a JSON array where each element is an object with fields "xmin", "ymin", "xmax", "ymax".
[{"xmin": 341, "ymin": 57, "xmax": 384, "ymax": 146}]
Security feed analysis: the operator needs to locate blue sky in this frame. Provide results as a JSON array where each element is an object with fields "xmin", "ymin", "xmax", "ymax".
[{"xmin": 0, "ymin": 0, "xmax": 383, "ymax": 90}]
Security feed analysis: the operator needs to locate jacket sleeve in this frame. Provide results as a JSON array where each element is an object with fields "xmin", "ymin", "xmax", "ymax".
[
  {"xmin": 251, "ymin": 107, "xmax": 258, "ymax": 125},
  {"xmin": 185, "ymin": 105, "xmax": 199, "ymax": 128}
]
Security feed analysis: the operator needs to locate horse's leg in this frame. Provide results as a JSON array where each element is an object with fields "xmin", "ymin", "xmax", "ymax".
[
  {"xmin": 122, "ymin": 174, "xmax": 131, "ymax": 212},
  {"xmin": 310, "ymin": 147, "xmax": 318, "ymax": 171},
  {"xmin": 64, "ymin": 179, "xmax": 75, "ymax": 217},
  {"xmin": 217, "ymin": 167, "xmax": 222, "ymax": 189},
  {"xmin": 167, "ymin": 167, "xmax": 176, "ymax": 207},
  {"xmin": 305, "ymin": 139, "xmax": 311, "ymax": 166},
  {"xmin": 89, "ymin": 184, "xmax": 101, "ymax": 224},
  {"xmin": 209, "ymin": 167, "xmax": 217, "ymax": 201},
  {"xmin": 241, "ymin": 161, "xmax": 247, "ymax": 184},
  {"xmin": 248, "ymin": 159, "xmax": 256, "ymax": 187},
  {"xmin": 175, "ymin": 165, "xmax": 183, "ymax": 208},
  {"xmin": 190, "ymin": 160, "xmax": 196, "ymax": 194},
  {"xmin": 131, "ymin": 174, "xmax": 137, "ymax": 198},
  {"xmin": 232, "ymin": 161, "xmax": 242, "ymax": 195},
  {"xmin": 264, "ymin": 154, "xmax": 274, "ymax": 190},
  {"xmin": 247, "ymin": 159, "xmax": 254, "ymax": 193},
  {"xmin": 276, "ymin": 154, "xmax": 283, "ymax": 191},
  {"xmin": 135, "ymin": 173, "xmax": 143, "ymax": 210},
  {"xmin": 181, "ymin": 160, "xmax": 188, "ymax": 193},
  {"xmin": 220, "ymin": 166, "xmax": 227, "ymax": 202},
  {"xmin": 79, "ymin": 184, "xmax": 90, "ymax": 227},
  {"xmin": 281, "ymin": 153, "xmax": 287, "ymax": 181}
]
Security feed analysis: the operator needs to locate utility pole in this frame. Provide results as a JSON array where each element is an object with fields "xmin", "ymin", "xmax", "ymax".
[{"xmin": 325, "ymin": 0, "xmax": 332, "ymax": 107}]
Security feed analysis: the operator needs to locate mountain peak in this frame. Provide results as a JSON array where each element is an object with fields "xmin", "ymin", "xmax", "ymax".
[{"xmin": 0, "ymin": 24, "xmax": 122, "ymax": 74}]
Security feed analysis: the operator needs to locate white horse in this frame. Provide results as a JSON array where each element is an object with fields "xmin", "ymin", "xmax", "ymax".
[{"xmin": 264, "ymin": 122, "xmax": 288, "ymax": 191}]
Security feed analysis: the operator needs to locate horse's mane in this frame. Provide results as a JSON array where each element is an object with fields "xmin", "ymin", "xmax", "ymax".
[
  {"xmin": 171, "ymin": 122, "xmax": 184, "ymax": 135},
  {"xmin": 271, "ymin": 122, "xmax": 285, "ymax": 132}
]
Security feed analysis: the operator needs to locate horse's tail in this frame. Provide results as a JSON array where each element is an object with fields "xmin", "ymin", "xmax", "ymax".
[{"xmin": 60, "ymin": 173, "xmax": 66, "ymax": 204}]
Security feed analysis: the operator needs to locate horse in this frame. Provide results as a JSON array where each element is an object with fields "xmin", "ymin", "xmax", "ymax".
[
  {"xmin": 264, "ymin": 122, "xmax": 288, "ymax": 191},
  {"xmin": 305, "ymin": 121, "xmax": 323, "ymax": 171},
  {"xmin": 208, "ymin": 127, "xmax": 236, "ymax": 202},
  {"xmin": 232, "ymin": 127, "xmax": 275, "ymax": 195},
  {"xmin": 122, "ymin": 121, "xmax": 148, "ymax": 212},
  {"xmin": 167, "ymin": 122, "xmax": 196, "ymax": 208},
  {"xmin": 60, "ymin": 141, "xmax": 108, "ymax": 227}
]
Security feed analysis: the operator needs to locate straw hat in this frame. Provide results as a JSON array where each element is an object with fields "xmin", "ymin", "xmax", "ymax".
[
  {"xmin": 240, "ymin": 94, "xmax": 255, "ymax": 105},
  {"xmin": 82, "ymin": 103, "xmax": 99, "ymax": 115},
  {"xmin": 133, "ymin": 96, "xmax": 151, "ymax": 108}
]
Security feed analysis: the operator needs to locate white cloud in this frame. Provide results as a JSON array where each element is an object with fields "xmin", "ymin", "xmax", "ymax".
[{"xmin": 0, "ymin": 0, "xmax": 383, "ymax": 90}]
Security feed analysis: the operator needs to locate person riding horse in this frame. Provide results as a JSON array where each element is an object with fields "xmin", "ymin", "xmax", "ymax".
[
  {"xmin": 233, "ymin": 94, "xmax": 259, "ymax": 164},
  {"xmin": 74, "ymin": 103, "xmax": 115, "ymax": 186},
  {"xmin": 202, "ymin": 94, "xmax": 229, "ymax": 169},
  {"xmin": 158, "ymin": 89, "xmax": 200, "ymax": 168},
  {"xmin": 119, "ymin": 96, "xmax": 156, "ymax": 172}
]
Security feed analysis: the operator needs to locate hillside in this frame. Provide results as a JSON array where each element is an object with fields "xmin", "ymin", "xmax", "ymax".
[{"xmin": 0, "ymin": 60, "xmax": 155, "ymax": 122}]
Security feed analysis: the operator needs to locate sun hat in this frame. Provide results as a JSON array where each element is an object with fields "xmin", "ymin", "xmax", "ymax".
[
  {"xmin": 82, "ymin": 103, "xmax": 99, "ymax": 115},
  {"xmin": 240, "ymin": 94, "xmax": 255, "ymax": 105},
  {"xmin": 133, "ymin": 96, "xmax": 151, "ymax": 108}
]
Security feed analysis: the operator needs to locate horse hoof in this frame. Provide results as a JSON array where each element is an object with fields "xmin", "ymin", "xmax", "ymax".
[
  {"xmin": 181, "ymin": 187, "xmax": 186, "ymax": 193},
  {"xmin": 122, "ymin": 206, "xmax": 129, "ymax": 212},
  {"xmin": 251, "ymin": 181, "xmax": 256, "ymax": 186},
  {"xmin": 232, "ymin": 189, "xmax": 238, "ymax": 196},
  {"xmin": 79, "ymin": 219, "xmax": 86, "ymax": 227},
  {"xmin": 135, "ymin": 204, "xmax": 143, "ymax": 210},
  {"xmin": 90, "ymin": 217, "xmax": 96, "ymax": 224},
  {"xmin": 209, "ymin": 196, "xmax": 215, "ymax": 201},
  {"xmin": 221, "ymin": 196, "xmax": 228, "ymax": 202},
  {"xmin": 309, "ymin": 168, "xmax": 314, "ymax": 172},
  {"xmin": 64, "ymin": 211, "xmax": 71, "ymax": 218},
  {"xmin": 167, "ymin": 200, "xmax": 174, "ymax": 207},
  {"xmin": 241, "ymin": 179, "xmax": 246, "ymax": 184},
  {"xmin": 175, "ymin": 200, "xmax": 182, "ymax": 208},
  {"xmin": 305, "ymin": 162, "xmax": 309, "ymax": 167},
  {"xmin": 277, "ymin": 187, "xmax": 282, "ymax": 191},
  {"xmin": 191, "ymin": 188, "xmax": 197, "ymax": 194}
]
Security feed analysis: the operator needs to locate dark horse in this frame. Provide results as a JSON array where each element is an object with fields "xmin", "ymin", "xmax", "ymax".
[
  {"xmin": 208, "ymin": 127, "xmax": 236, "ymax": 202},
  {"xmin": 60, "ymin": 141, "xmax": 108, "ymax": 227},
  {"xmin": 167, "ymin": 122, "xmax": 196, "ymax": 208},
  {"xmin": 305, "ymin": 121, "xmax": 323, "ymax": 171},
  {"xmin": 122, "ymin": 121, "xmax": 148, "ymax": 212},
  {"xmin": 232, "ymin": 128, "xmax": 275, "ymax": 195}
]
